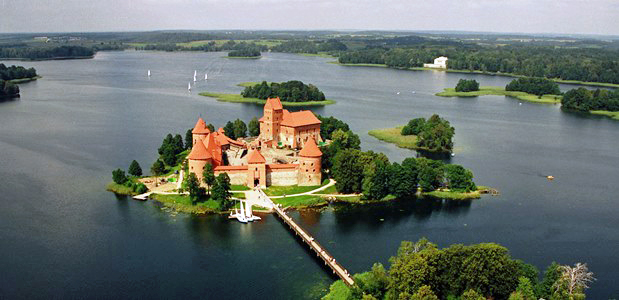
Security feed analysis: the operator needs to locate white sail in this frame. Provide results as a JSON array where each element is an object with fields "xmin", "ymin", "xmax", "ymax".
[
  {"xmin": 147, "ymin": 70, "xmax": 151, "ymax": 77},
  {"xmin": 194, "ymin": 70, "xmax": 197, "ymax": 77},
  {"xmin": 245, "ymin": 201, "xmax": 252, "ymax": 219},
  {"xmin": 188, "ymin": 82, "xmax": 191, "ymax": 90},
  {"xmin": 193, "ymin": 74, "xmax": 197, "ymax": 82},
  {"xmin": 205, "ymin": 73, "xmax": 208, "ymax": 80}
]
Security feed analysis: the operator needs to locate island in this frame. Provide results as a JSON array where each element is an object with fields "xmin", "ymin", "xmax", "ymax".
[
  {"xmin": 108, "ymin": 99, "xmax": 489, "ymax": 216},
  {"xmin": 199, "ymin": 80, "xmax": 336, "ymax": 106},
  {"xmin": 436, "ymin": 78, "xmax": 563, "ymax": 104},
  {"xmin": 369, "ymin": 114, "xmax": 455, "ymax": 153},
  {"xmin": 562, "ymin": 87, "xmax": 619, "ymax": 120},
  {"xmin": 226, "ymin": 46, "xmax": 262, "ymax": 58},
  {"xmin": 0, "ymin": 64, "xmax": 39, "ymax": 99}
]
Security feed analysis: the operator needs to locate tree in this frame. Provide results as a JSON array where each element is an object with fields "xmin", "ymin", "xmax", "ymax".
[
  {"xmin": 185, "ymin": 128, "xmax": 193, "ymax": 149},
  {"xmin": 401, "ymin": 118, "xmax": 426, "ymax": 136},
  {"xmin": 202, "ymin": 163, "xmax": 216, "ymax": 195},
  {"xmin": 150, "ymin": 159, "xmax": 165, "ymax": 186},
  {"xmin": 317, "ymin": 115, "xmax": 350, "ymax": 140},
  {"xmin": 416, "ymin": 158, "xmax": 444, "ymax": 192},
  {"xmin": 212, "ymin": 173, "xmax": 232, "ymax": 210},
  {"xmin": 461, "ymin": 289, "xmax": 485, "ymax": 300},
  {"xmin": 333, "ymin": 149, "xmax": 364, "ymax": 194},
  {"xmin": 362, "ymin": 159, "xmax": 391, "ymax": 200},
  {"xmin": 112, "ymin": 168, "xmax": 128, "ymax": 184},
  {"xmin": 455, "ymin": 79, "xmax": 480, "ymax": 92},
  {"xmin": 389, "ymin": 158, "xmax": 419, "ymax": 199},
  {"xmin": 330, "ymin": 129, "xmax": 361, "ymax": 151},
  {"xmin": 224, "ymin": 121, "xmax": 236, "ymax": 140},
  {"xmin": 411, "ymin": 285, "xmax": 439, "ymax": 300},
  {"xmin": 206, "ymin": 123, "xmax": 215, "ymax": 132},
  {"xmin": 554, "ymin": 263, "xmax": 595, "ymax": 299},
  {"xmin": 233, "ymin": 118, "xmax": 247, "ymax": 139},
  {"xmin": 537, "ymin": 262, "xmax": 562, "ymax": 300},
  {"xmin": 248, "ymin": 117, "xmax": 260, "ymax": 137},
  {"xmin": 508, "ymin": 277, "xmax": 536, "ymax": 300},
  {"xmin": 173, "ymin": 134, "xmax": 184, "ymax": 152},
  {"xmin": 158, "ymin": 133, "xmax": 174, "ymax": 155},
  {"xmin": 444, "ymin": 164, "xmax": 476, "ymax": 192},
  {"xmin": 128, "ymin": 160, "xmax": 143, "ymax": 177},
  {"xmin": 186, "ymin": 172, "xmax": 205, "ymax": 204}
]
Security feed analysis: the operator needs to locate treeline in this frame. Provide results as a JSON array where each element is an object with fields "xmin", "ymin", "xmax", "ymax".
[
  {"xmin": 506, "ymin": 77, "xmax": 560, "ymax": 96},
  {"xmin": 228, "ymin": 47, "xmax": 261, "ymax": 57},
  {"xmin": 111, "ymin": 161, "xmax": 148, "ymax": 194},
  {"xmin": 0, "ymin": 45, "xmax": 94, "ymax": 59},
  {"xmin": 338, "ymin": 45, "xmax": 619, "ymax": 84},
  {"xmin": 139, "ymin": 41, "xmax": 268, "ymax": 53},
  {"xmin": 401, "ymin": 115, "xmax": 455, "ymax": 153},
  {"xmin": 0, "ymin": 64, "xmax": 37, "ymax": 80},
  {"xmin": 562, "ymin": 87, "xmax": 619, "ymax": 112},
  {"xmin": 323, "ymin": 238, "xmax": 594, "ymax": 300},
  {"xmin": 271, "ymin": 39, "xmax": 347, "ymax": 54},
  {"xmin": 455, "ymin": 79, "xmax": 479, "ymax": 92},
  {"xmin": 0, "ymin": 80, "xmax": 20, "ymax": 98},
  {"xmin": 241, "ymin": 80, "xmax": 326, "ymax": 102}
]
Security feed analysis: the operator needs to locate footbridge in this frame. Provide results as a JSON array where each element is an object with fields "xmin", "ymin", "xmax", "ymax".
[{"xmin": 252, "ymin": 189, "xmax": 355, "ymax": 286}]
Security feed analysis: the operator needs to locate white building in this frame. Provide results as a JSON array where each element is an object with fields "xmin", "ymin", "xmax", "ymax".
[{"xmin": 423, "ymin": 56, "xmax": 448, "ymax": 69}]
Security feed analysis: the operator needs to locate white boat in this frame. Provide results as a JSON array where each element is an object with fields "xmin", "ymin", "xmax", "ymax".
[
  {"xmin": 194, "ymin": 70, "xmax": 197, "ymax": 77},
  {"xmin": 244, "ymin": 201, "xmax": 261, "ymax": 222},
  {"xmin": 188, "ymin": 82, "xmax": 192, "ymax": 91},
  {"xmin": 205, "ymin": 73, "xmax": 208, "ymax": 80},
  {"xmin": 237, "ymin": 201, "xmax": 248, "ymax": 223},
  {"xmin": 147, "ymin": 70, "xmax": 151, "ymax": 77}
]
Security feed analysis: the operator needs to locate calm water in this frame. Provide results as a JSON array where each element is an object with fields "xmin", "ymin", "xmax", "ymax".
[{"xmin": 1, "ymin": 51, "xmax": 618, "ymax": 299}]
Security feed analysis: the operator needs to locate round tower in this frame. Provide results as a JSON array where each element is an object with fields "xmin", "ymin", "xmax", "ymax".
[
  {"xmin": 297, "ymin": 138, "xmax": 322, "ymax": 186},
  {"xmin": 192, "ymin": 117, "xmax": 211, "ymax": 146}
]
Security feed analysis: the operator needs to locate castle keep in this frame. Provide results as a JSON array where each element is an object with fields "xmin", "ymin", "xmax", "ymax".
[{"xmin": 187, "ymin": 97, "xmax": 322, "ymax": 188}]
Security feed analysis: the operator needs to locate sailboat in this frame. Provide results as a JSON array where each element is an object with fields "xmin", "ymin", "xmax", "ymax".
[
  {"xmin": 237, "ymin": 201, "xmax": 248, "ymax": 223},
  {"xmin": 188, "ymin": 82, "xmax": 192, "ymax": 91},
  {"xmin": 147, "ymin": 70, "xmax": 151, "ymax": 77},
  {"xmin": 205, "ymin": 73, "xmax": 208, "ymax": 80},
  {"xmin": 245, "ymin": 201, "xmax": 261, "ymax": 222}
]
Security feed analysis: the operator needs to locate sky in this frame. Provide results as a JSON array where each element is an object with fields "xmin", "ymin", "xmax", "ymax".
[{"xmin": 1, "ymin": 0, "xmax": 618, "ymax": 35}]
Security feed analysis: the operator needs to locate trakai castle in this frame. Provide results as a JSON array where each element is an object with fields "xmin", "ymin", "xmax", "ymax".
[{"xmin": 188, "ymin": 97, "xmax": 323, "ymax": 188}]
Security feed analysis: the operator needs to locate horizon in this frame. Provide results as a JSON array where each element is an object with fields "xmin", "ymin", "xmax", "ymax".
[{"xmin": 1, "ymin": 0, "xmax": 617, "ymax": 36}]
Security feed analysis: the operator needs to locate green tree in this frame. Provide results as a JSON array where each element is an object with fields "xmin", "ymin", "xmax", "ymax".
[
  {"xmin": 248, "ymin": 117, "xmax": 260, "ymax": 136},
  {"xmin": 173, "ymin": 134, "xmax": 184, "ymax": 152},
  {"xmin": 207, "ymin": 123, "xmax": 215, "ymax": 132},
  {"xmin": 185, "ymin": 128, "xmax": 193, "ymax": 149},
  {"xmin": 333, "ymin": 149, "xmax": 364, "ymax": 194},
  {"xmin": 401, "ymin": 118, "xmax": 426, "ymax": 136},
  {"xmin": 388, "ymin": 239, "xmax": 439, "ymax": 297},
  {"xmin": 455, "ymin": 79, "xmax": 480, "ymax": 92},
  {"xmin": 411, "ymin": 285, "xmax": 439, "ymax": 300},
  {"xmin": 508, "ymin": 277, "xmax": 536, "ymax": 300},
  {"xmin": 186, "ymin": 172, "xmax": 205, "ymax": 204},
  {"xmin": 331, "ymin": 129, "xmax": 361, "ymax": 151},
  {"xmin": 202, "ymin": 163, "xmax": 216, "ymax": 195},
  {"xmin": 416, "ymin": 157, "xmax": 444, "ymax": 192},
  {"xmin": 112, "ymin": 168, "xmax": 128, "ymax": 184},
  {"xmin": 128, "ymin": 160, "xmax": 143, "ymax": 177},
  {"xmin": 212, "ymin": 173, "xmax": 232, "ymax": 210},
  {"xmin": 150, "ymin": 159, "xmax": 165, "ymax": 186},
  {"xmin": 444, "ymin": 164, "xmax": 476, "ymax": 192},
  {"xmin": 224, "ymin": 121, "xmax": 236, "ymax": 140},
  {"xmin": 389, "ymin": 158, "xmax": 419, "ymax": 199},
  {"xmin": 461, "ymin": 289, "xmax": 485, "ymax": 300},
  {"xmin": 537, "ymin": 262, "xmax": 562, "ymax": 300},
  {"xmin": 362, "ymin": 159, "xmax": 391, "ymax": 200},
  {"xmin": 233, "ymin": 118, "xmax": 247, "ymax": 139}
]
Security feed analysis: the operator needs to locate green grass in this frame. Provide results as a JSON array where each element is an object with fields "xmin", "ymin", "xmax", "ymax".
[
  {"xmin": 423, "ymin": 189, "xmax": 481, "ymax": 200},
  {"xmin": 150, "ymin": 193, "xmax": 221, "ymax": 214},
  {"xmin": 590, "ymin": 110, "xmax": 619, "ymax": 120},
  {"xmin": 435, "ymin": 86, "xmax": 562, "ymax": 104},
  {"xmin": 313, "ymin": 184, "xmax": 338, "ymax": 194},
  {"xmin": 231, "ymin": 192, "xmax": 246, "ymax": 199},
  {"xmin": 199, "ymin": 91, "xmax": 336, "ymax": 106},
  {"xmin": 271, "ymin": 195, "xmax": 328, "ymax": 208},
  {"xmin": 231, "ymin": 184, "xmax": 250, "ymax": 191},
  {"xmin": 368, "ymin": 126, "xmax": 421, "ymax": 150},
  {"xmin": 106, "ymin": 182, "xmax": 138, "ymax": 196},
  {"xmin": 8, "ymin": 76, "xmax": 41, "ymax": 83},
  {"xmin": 264, "ymin": 181, "xmax": 328, "ymax": 196},
  {"xmin": 237, "ymin": 81, "xmax": 273, "ymax": 87},
  {"xmin": 299, "ymin": 52, "xmax": 335, "ymax": 58}
]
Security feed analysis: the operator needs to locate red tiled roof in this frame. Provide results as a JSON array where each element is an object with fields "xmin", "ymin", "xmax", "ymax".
[
  {"xmin": 187, "ymin": 138, "xmax": 213, "ymax": 160},
  {"xmin": 192, "ymin": 118, "xmax": 211, "ymax": 134},
  {"xmin": 247, "ymin": 149, "xmax": 266, "ymax": 164},
  {"xmin": 280, "ymin": 110, "xmax": 321, "ymax": 127},
  {"xmin": 264, "ymin": 97, "xmax": 283, "ymax": 110},
  {"xmin": 298, "ymin": 138, "xmax": 322, "ymax": 157}
]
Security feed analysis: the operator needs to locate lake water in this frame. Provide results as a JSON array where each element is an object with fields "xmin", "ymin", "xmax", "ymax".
[{"xmin": 1, "ymin": 51, "xmax": 618, "ymax": 299}]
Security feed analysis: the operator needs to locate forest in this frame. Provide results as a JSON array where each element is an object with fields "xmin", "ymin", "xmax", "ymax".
[
  {"xmin": 505, "ymin": 77, "xmax": 561, "ymax": 96},
  {"xmin": 0, "ymin": 64, "xmax": 37, "ymax": 80},
  {"xmin": 401, "ymin": 115, "xmax": 455, "ymax": 153},
  {"xmin": 0, "ymin": 45, "xmax": 94, "ymax": 60},
  {"xmin": 241, "ymin": 80, "xmax": 326, "ymax": 102},
  {"xmin": 561, "ymin": 87, "xmax": 619, "ymax": 112},
  {"xmin": 0, "ymin": 80, "xmax": 20, "ymax": 98},
  {"xmin": 228, "ymin": 46, "xmax": 261, "ymax": 57}
]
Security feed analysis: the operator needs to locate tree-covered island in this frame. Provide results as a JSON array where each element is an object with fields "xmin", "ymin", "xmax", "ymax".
[
  {"xmin": 0, "ymin": 64, "xmax": 39, "ymax": 99},
  {"xmin": 227, "ymin": 46, "xmax": 262, "ymax": 58},
  {"xmin": 368, "ymin": 114, "xmax": 455, "ymax": 154},
  {"xmin": 199, "ymin": 80, "xmax": 336, "ymax": 106},
  {"xmin": 562, "ymin": 87, "xmax": 619, "ymax": 120},
  {"xmin": 436, "ymin": 78, "xmax": 563, "ymax": 104}
]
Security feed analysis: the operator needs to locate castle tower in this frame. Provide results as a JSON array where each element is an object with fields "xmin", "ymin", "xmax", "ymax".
[
  {"xmin": 246, "ymin": 149, "xmax": 267, "ymax": 188},
  {"xmin": 297, "ymin": 138, "xmax": 322, "ymax": 186},
  {"xmin": 260, "ymin": 97, "xmax": 283, "ymax": 144},
  {"xmin": 192, "ymin": 117, "xmax": 211, "ymax": 146},
  {"xmin": 187, "ymin": 138, "xmax": 213, "ymax": 183}
]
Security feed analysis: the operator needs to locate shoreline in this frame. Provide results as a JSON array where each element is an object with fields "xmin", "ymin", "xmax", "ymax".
[
  {"xmin": 0, "ymin": 55, "xmax": 94, "ymax": 61},
  {"xmin": 7, "ymin": 76, "xmax": 41, "ymax": 84},
  {"xmin": 332, "ymin": 62, "xmax": 619, "ymax": 88},
  {"xmin": 199, "ymin": 91, "xmax": 336, "ymax": 107},
  {"xmin": 435, "ymin": 86, "xmax": 562, "ymax": 104},
  {"xmin": 224, "ymin": 56, "xmax": 262, "ymax": 59},
  {"xmin": 368, "ymin": 126, "xmax": 451, "ymax": 153}
]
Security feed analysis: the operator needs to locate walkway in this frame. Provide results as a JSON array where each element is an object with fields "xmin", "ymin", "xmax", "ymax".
[
  {"xmin": 269, "ymin": 179, "xmax": 336, "ymax": 198},
  {"xmin": 257, "ymin": 189, "xmax": 355, "ymax": 286}
]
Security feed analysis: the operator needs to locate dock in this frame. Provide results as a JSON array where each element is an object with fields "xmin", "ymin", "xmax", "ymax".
[{"xmin": 256, "ymin": 189, "xmax": 355, "ymax": 286}]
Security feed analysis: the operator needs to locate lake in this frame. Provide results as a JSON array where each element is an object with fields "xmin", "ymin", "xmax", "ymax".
[{"xmin": 1, "ymin": 51, "xmax": 618, "ymax": 299}]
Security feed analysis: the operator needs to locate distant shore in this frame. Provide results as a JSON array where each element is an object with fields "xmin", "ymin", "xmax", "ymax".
[{"xmin": 199, "ymin": 82, "xmax": 336, "ymax": 107}]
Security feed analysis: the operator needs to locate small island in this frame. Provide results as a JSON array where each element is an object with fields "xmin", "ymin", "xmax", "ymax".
[
  {"xmin": 199, "ymin": 80, "xmax": 336, "ymax": 106},
  {"xmin": 369, "ymin": 114, "xmax": 455, "ymax": 153},
  {"xmin": 436, "ymin": 78, "xmax": 563, "ymax": 104},
  {"xmin": 227, "ymin": 47, "xmax": 262, "ymax": 59},
  {"xmin": 562, "ymin": 87, "xmax": 619, "ymax": 120},
  {"xmin": 0, "ymin": 64, "xmax": 39, "ymax": 99}
]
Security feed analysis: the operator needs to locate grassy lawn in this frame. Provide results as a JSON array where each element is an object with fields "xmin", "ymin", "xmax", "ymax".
[
  {"xmin": 271, "ymin": 195, "xmax": 328, "ymax": 208},
  {"xmin": 368, "ymin": 126, "xmax": 421, "ymax": 150},
  {"xmin": 591, "ymin": 110, "xmax": 619, "ymax": 120},
  {"xmin": 106, "ymin": 182, "xmax": 138, "ymax": 196},
  {"xmin": 8, "ymin": 76, "xmax": 41, "ymax": 84},
  {"xmin": 232, "ymin": 192, "xmax": 246, "ymax": 199},
  {"xmin": 299, "ymin": 52, "xmax": 335, "ymax": 58},
  {"xmin": 237, "ymin": 81, "xmax": 273, "ymax": 87},
  {"xmin": 150, "ymin": 193, "xmax": 221, "ymax": 214},
  {"xmin": 199, "ymin": 91, "xmax": 336, "ymax": 106},
  {"xmin": 231, "ymin": 184, "xmax": 250, "ymax": 191},
  {"xmin": 435, "ymin": 86, "xmax": 562, "ymax": 104},
  {"xmin": 265, "ymin": 184, "xmax": 323, "ymax": 196},
  {"xmin": 423, "ymin": 189, "xmax": 481, "ymax": 200},
  {"xmin": 314, "ymin": 184, "xmax": 338, "ymax": 194}
]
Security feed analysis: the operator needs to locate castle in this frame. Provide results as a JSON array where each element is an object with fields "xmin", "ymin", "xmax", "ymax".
[{"xmin": 187, "ymin": 97, "xmax": 322, "ymax": 188}]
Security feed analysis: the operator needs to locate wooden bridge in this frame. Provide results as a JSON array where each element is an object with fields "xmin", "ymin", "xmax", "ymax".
[{"xmin": 261, "ymin": 190, "xmax": 355, "ymax": 286}]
